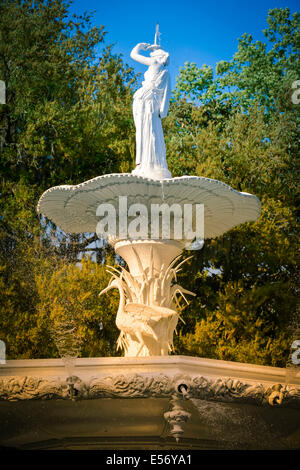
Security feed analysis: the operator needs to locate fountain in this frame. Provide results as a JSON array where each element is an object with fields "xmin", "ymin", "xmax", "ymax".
[
  {"xmin": 37, "ymin": 28, "xmax": 261, "ymax": 359},
  {"xmin": 2, "ymin": 27, "xmax": 300, "ymax": 451}
]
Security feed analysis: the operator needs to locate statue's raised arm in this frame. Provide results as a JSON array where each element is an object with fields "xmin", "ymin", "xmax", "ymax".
[
  {"xmin": 130, "ymin": 30, "xmax": 172, "ymax": 180},
  {"xmin": 130, "ymin": 43, "xmax": 158, "ymax": 66}
]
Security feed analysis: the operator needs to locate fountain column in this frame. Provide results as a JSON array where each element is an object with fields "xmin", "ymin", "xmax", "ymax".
[{"xmin": 100, "ymin": 238, "xmax": 194, "ymax": 357}]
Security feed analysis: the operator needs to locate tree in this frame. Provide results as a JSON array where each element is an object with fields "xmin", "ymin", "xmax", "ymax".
[
  {"xmin": 0, "ymin": 0, "xmax": 135, "ymax": 257},
  {"xmin": 174, "ymin": 8, "xmax": 300, "ymax": 115},
  {"xmin": 171, "ymin": 110, "xmax": 298, "ymax": 365},
  {"xmin": 166, "ymin": 8, "xmax": 299, "ymax": 366},
  {"xmin": 0, "ymin": 0, "xmax": 135, "ymax": 358},
  {"xmin": 35, "ymin": 256, "xmax": 121, "ymax": 358}
]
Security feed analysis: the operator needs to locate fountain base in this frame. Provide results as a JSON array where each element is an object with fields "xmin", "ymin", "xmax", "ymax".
[{"xmin": 1, "ymin": 356, "xmax": 299, "ymax": 450}]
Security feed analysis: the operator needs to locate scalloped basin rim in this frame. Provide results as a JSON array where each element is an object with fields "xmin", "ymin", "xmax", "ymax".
[
  {"xmin": 37, "ymin": 173, "xmax": 261, "ymax": 204},
  {"xmin": 37, "ymin": 173, "xmax": 261, "ymax": 239}
]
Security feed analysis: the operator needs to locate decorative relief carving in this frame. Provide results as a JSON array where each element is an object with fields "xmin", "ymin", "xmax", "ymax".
[
  {"xmin": 88, "ymin": 374, "xmax": 174, "ymax": 398},
  {"xmin": 0, "ymin": 376, "xmax": 69, "ymax": 401},
  {"xmin": 265, "ymin": 384, "xmax": 287, "ymax": 406},
  {"xmin": 0, "ymin": 373, "xmax": 299, "ymax": 406}
]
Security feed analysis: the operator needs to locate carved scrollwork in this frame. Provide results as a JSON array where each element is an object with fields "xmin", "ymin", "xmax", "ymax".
[
  {"xmin": 0, "ymin": 376, "xmax": 69, "ymax": 401},
  {"xmin": 89, "ymin": 373, "xmax": 173, "ymax": 398},
  {"xmin": 264, "ymin": 384, "xmax": 288, "ymax": 406},
  {"xmin": 0, "ymin": 373, "xmax": 299, "ymax": 406}
]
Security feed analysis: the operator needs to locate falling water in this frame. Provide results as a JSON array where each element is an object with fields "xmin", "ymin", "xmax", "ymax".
[{"xmin": 51, "ymin": 318, "xmax": 82, "ymax": 379}]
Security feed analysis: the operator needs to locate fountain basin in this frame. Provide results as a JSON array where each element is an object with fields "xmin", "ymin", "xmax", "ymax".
[
  {"xmin": 37, "ymin": 173, "xmax": 261, "ymax": 239},
  {"xmin": 0, "ymin": 356, "xmax": 299, "ymax": 450}
]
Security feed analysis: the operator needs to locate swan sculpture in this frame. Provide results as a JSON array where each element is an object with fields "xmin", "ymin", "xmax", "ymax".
[
  {"xmin": 99, "ymin": 276, "xmax": 179, "ymax": 356},
  {"xmin": 99, "ymin": 250, "xmax": 195, "ymax": 357}
]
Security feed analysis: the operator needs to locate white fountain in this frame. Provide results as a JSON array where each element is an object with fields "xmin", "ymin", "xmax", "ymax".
[
  {"xmin": 37, "ymin": 28, "xmax": 261, "ymax": 358},
  {"xmin": 1, "ymin": 29, "xmax": 299, "ymax": 451}
]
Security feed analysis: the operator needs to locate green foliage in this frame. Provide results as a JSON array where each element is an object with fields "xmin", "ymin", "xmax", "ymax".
[
  {"xmin": 0, "ymin": 0, "xmax": 135, "ymax": 256},
  {"xmin": 35, "ymin": 256, "xmax": 121, "ymax": 358},
  {"xmin": 173, "ymin": 62, "xmax": 216, "ymax": 103},
  {"xmin": 179, "ymin": 280, "xmax": 292, "ymax": 366},
  {"xmin": 167, "ymin": 8, "xmax": 299, "ymax": 366},
  {"xmin": 0, "ymin": 235, "xmax": 52, "ymax": 359},
  {"xmin": 0, "ymin": 235, "xmax": 121, "ymax": 358},
  {"xmin": 0, "ymin": 0, "xmax": 136, "ymax": 187},
  {"xmin": 0, "ymin": 0, "xmax": 135, "ymax": 358},
  {"xmin": 174, "ymin": 8, "xmax": 300, "ymax": 114}
]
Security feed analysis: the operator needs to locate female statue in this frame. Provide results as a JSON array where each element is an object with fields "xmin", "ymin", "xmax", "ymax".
[{"xmin": 130, "ymin": 42, "xmax": 172, "ymax": 179}]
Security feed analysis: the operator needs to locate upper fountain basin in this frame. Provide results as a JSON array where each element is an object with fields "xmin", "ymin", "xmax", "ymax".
[{"xmin": 37, "ymin": 173, "xmax": 261, "ymax": 240}]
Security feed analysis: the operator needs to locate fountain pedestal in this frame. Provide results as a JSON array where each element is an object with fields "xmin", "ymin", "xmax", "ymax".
[
  {"xmin": 114, "ymin": 239, "xmax": 183, "ymax": 278},
  {"xmin": 102, "ymin": 238, "xmax": 193, "ymax": 357}
]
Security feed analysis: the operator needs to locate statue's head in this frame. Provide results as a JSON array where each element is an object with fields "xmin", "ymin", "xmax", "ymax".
[{"xmin": 150, "ymin": 48, "xmax": 170, "ymax": 66}]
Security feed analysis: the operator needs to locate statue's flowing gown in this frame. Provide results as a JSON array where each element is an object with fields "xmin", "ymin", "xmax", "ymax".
[{"xmin": 133, "ymin": 68, "xmax": 171, "ymax": 173}]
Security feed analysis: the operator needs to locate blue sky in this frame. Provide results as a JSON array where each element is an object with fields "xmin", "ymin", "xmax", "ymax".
[{"xmin": 69, "ymin": 0, "xmax": 299, "ymax": 87}]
